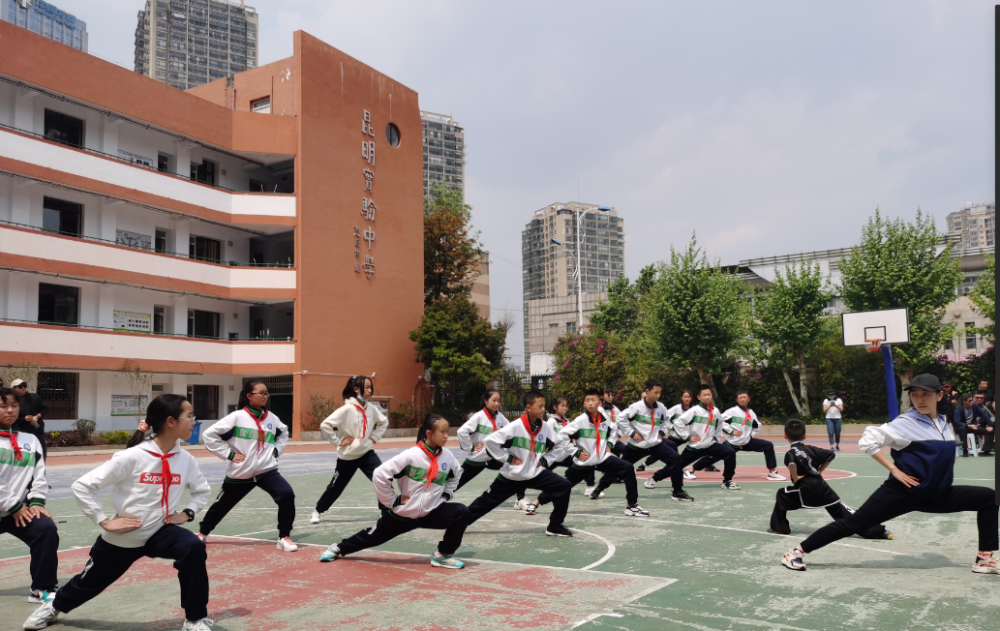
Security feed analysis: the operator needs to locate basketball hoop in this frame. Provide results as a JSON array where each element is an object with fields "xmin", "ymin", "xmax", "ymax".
[{"xmin": 865, "ymin": 338, "xmax": 883, "ymax": 353}]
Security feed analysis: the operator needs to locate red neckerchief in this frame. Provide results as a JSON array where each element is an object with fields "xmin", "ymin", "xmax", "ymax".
[
  {"xmin": 146, "ymin": 449, "xmax": 177, "ymax": 522},
  {"xmin": 520, "ymin": 414, "xmax": 543, "ymax": 461},
  {"xmin": 417, "ymin": 441, "xmax": 440, "ymax": 489},
  {"xmin": 645, "ymin": 400, "xmax": 658, "ymax": 436},
  {"xmin": 556, "ymin": 416, "xmax": 568, "ymax": 427},
  {"xmin": 483, "ymin": 407, "xmax": 497, "ymax": 432},
  {"xmin": 588, "ymin": 411, "xmax": 603, "ymax": 455},
  {"xmin": 742, "ymin": 406, "xmax": 751, "ymax": 426},
  {"xmin": 244, "ymin": 406, "xmax": 269, "ymax": 454},
  {"xmin": 707, "ymin": 405, "xmax": 715, "ymax": 427},
  {"xmin": 0, "ymin": 430, "xmax": 22, "ymax": 460},
  {"xmin": 353, "ymin": 402, "xmax": 369, "ymax": 439}
]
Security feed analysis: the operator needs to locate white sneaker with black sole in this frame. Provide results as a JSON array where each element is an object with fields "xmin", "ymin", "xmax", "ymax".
[
  {"xmin": 683, "ymin": 470, "xmax": 697, "ymax": 480},
  {"xmin": 545, "ymin": 524, "xmax": 573, "ymax": 537},
  {"xmin": 671, "ymin": 490, "xmax": 695, "ymax": 502},
  {"xmin": 766, "ymin": 471, "xmax": 787, "ymax": 481},
  {"xmin": 182, "ymin": 619, "xmax": 215, "ymax": 631},
  {"xmin": 782, "ymin": 547, "xmax": 806, "ymax": 571},
  {"xmin": 643, "ymin": 478, "xmax": 657, "ymax": 489},
  {"xmin": 721, "ymin": 480, "xmax": 741, "ymax": 490},
  {"xmin": 624, "ymin": 505, "xmax": 650, "ymax": 517},
  {"xmin": 310, "ymin": 510, "xmax": 321, "ymax": 524},
  {"xmin": 523, "ymin": 502, "xmax": 538, "ymax": 516}
]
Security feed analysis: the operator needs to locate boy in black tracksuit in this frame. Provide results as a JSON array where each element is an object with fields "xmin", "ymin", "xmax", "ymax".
[{"xmin": 769, "ymin": 419, "xmax": 890, "ymax": 539}]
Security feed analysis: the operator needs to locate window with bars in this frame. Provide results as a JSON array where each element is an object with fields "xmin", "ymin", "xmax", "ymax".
[
  {"xmin": 37, "ymin": 372, "xmax": 79, "ymax": 420},
  {"xmin": 187, "ymin": 385, "xmax": 219, "ymax": 421}
]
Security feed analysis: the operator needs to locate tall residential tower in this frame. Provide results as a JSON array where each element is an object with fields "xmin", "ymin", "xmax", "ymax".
[
  {"xmin": 420, "ymin": 111, "xmax": 465, "ymax": 197},
  {"xmin": 1, "ymin": 0, "xmax": 87, "ymax": 51}
]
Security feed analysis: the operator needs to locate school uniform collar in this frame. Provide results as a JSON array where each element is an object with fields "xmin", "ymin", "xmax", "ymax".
[
  {"xmin": 587, "ymin": 411, "xmax": 603, "ymax": 425},
  {"xmin": 642, "ymin": 399, "xmax": 658, "ymax": 412},
  {"xmin": 420, "ymin": 440, "xmax": 441, "ymax": 456},
  {"xmin": 527, "ymin": 416, "xmax": 543, "ymax": 432},
  {"xmin": 140, "ymin": 440, "xmax": 180, "ymax": 456},
  {"xmin": 697, "ymin": 403, "xmax": 714, "ymax": 412}
]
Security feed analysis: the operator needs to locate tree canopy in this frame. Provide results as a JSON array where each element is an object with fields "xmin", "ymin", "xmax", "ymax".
[{"xmin": 422, "ymin": 183, "xmax": 482, "ymax": 306}]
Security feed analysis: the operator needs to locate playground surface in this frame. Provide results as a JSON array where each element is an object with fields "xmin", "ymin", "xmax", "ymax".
[{"xmin": 1, "ymin": 440, "xmax": 996, "ymax": 631}]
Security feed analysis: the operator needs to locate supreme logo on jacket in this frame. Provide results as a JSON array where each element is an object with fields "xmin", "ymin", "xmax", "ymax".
[{"xmin": 139, "ymin": 472, "xmax": 181, "ymax": 485}]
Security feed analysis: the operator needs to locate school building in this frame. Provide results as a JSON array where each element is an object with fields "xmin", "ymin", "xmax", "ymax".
[{"xmin": 0, "ymin": 22, "xmax": 425, "ymax": 434}]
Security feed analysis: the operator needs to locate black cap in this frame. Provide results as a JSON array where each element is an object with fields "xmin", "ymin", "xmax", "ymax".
[{"xmin": 904, "ymin": 374, "xmax": 942, "ymax": 392}]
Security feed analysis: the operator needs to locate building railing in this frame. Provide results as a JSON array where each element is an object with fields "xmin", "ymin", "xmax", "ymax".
[
  {"xmin": 0, "ymin": 122, "xmax": 288, "ymax": 195},
  {"xmin": 0, "ymin": 317, "xmax": 292, "ymax": 342},
  {"xmin": 0, "ymin": 219, "xmax": 294, "ymax": 268}
]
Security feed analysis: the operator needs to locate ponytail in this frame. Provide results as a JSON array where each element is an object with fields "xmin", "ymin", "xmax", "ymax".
[
  {"xmin": 127, "ymin": 394, "xmax": 188, "ymax": 449},
  {"xmin": 548, "ymin": 396, "xmax": 568, "ymax": 415},
  {"xmin": 342, "ymin": 375, "xmax": 373, "ymax": 402},
  {"xmin": 416, "ymin": 413, "xmax": 447, "ymax": 444},
  {"xmin": 238, "ymin": 379, "xmax": 268, "ymax": 411},
  {"xmin": 480, "ymin": 388, "xmax": 500, "ymax": 409}
]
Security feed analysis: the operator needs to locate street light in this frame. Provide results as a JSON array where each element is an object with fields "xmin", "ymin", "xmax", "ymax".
[{"xmin": 550, "ymin": 204, "xmax": 612, "ymax": 328}]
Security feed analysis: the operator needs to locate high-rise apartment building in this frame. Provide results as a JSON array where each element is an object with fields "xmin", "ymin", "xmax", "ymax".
[
  {"xmin": 521, "ymin": 202, "xmax": 625, "ymax": 363},
  {"xmin": 946, "ymin": 201, "xmax": 995, "ymax": 252},
  {"xmin": 134, "ymin": 0, "xmax": 258, "ymax": 91},
  {"xmin": 420, "ymin": 111, "xmax": 465, "ymax": 196},
  {"xmin": 1, "ymin": 0, "xmax": 87, "ymax": 51}
]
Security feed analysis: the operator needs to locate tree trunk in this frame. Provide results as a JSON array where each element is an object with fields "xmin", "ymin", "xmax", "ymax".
[
  {"xmin": 696, "ymin": 368, "xmax": 719, "ymax": 403},
  {"xmin": 782, "ymin": 370, "xmax": 806, "ymax": 416},
  {"xmin": 899, "ymin": 371, "xmax": 913, "ymax": 413},
  {"xmin": 796, "ymin": 348, "xmax": 810, "ymax": 417}
]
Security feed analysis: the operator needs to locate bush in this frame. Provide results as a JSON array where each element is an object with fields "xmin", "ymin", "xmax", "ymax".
[
  {"xmin": 388, "ymin": 399, "xmax": 425, "ymax": 429},
  {"xmin": 46, "ymin": 431, "xmax": 85, "ymax": 447},
  {"xmin": 73, "ymin": 419, "xmax": 98, "ymax": 445},
  {"xmin": 103, "ymin": 430, "xmax": 134, "ymax": 445},
  {"xmin": 304, "ymin": 394, "xmax": 338, "ymax": 432}
]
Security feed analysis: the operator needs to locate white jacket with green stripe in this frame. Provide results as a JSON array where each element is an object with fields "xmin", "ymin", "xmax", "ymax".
[
  {"xmin": 721, "ymin": 405, "xmax": 761, "ymax": 447},
  {"xmin": 557, "ymin": 411, "xmax": 620, "ymax": 467},
  {"xmin": 373, "ymin": 443, "xmax": 463, "ymax": 520},
  {"xmin": 482, "ymin": 415, "xmax": 561, "ymax": 481},
  {"xmin": 457, "ymin": 408, "xmax": 510, "ymax": 464},
  {"xmin": 621, "ymin": 399, "xmax": 671, "ymax": 448},
  {"xmin": 674, "ymin": 403, "xmax": 732, "ymax": 450},
  {"xmin": 203, "ymin": 408, "xmax": 289, "ymax": 481},
  {"xmin": 0, "ymin": 430, "xmax": 47, "ymax": 518},
  {"xmin": 664, "ymin": 403, "xmax": 691, "ymax": 439}
]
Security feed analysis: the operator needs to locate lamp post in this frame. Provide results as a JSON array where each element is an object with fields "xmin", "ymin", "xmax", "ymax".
[{"xmin": 551, "ymin": 204, "xmax": 612, "ymax": 329}]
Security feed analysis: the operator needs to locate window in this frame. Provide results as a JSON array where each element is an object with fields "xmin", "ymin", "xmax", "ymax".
[
  {"xmin": 190, "ymin": 159, "xmax": 216, "ymax": 185},
  {"xmin": 566, "ymin": 322, "xmax": 577, "ymax": 334},
  {"xmin": 153, "ymin": 306, "xmax": 167, "ymax": 334},
  {"xmin": 155, "ymin": 229, "xmax": 168, "ymax": 253},
  {"xmin": 549, "ymin": 323, "xmax": 559, "ymax": 334},
  {"xmin": 42, "ymin": 197, "xmax": 83, "ymax": 236},
  {"xmin": 251, "ymin": 97, "xmax": 271, "ymax": 113},
  {"xmin": 188, "ymin": 310, "xmax": 220, "ymax": 338},
  {"xmin": 38, "ymin": 283, "xmax": 79, "ymax": 325},
  {"xmin": 44, "ymin": 109, "xmax": 84, "ymax": 147},
  {"xmin": 944, "ymin": 338, "xmax": 953, "ymax": 351},
  {"xmin": 187, "ymin": 384, "xmax": 220, "ymax": 420},
  {"xmin": 37, "ymin": 372, "xmax": 79, "ymax": 420},
  {"xmin": 157, "ymin": 153, "xmax": 172, "ymax": 174},
  {"xmin": 189, "ymin": 235, "xmax": 221, "ymax": 262},
  {"xmin": 965, "ymin": 323, "xmax": 977, "ymax": 350}
]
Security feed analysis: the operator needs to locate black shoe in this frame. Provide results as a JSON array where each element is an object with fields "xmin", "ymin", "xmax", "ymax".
[
  {"xmin": 636, "ymin": 464, "xmax": 646, "ymax": 472},
  {"xmin": 767, "ymin": 527, "xmax": 791, "ymax": 535},
  {"xmin": 612, "ymin": 478, "xmax": 624, "ymax": 484},
  {"xmin": 545, "ymin": 524, "xmax": 573, "ymax": 537},
  {"xmin": 961, "ymin": 452, "xmax": 970, "ymax": 457},
  {"xmin": 703, "ymin": 465, "xmax": 719, "ymax": 473},
  {"xmin": 671, "ymin": 490, "xmax": 695, "ymax": 502}
]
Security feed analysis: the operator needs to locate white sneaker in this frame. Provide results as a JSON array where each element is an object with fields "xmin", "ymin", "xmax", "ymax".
[
  {"xmin": 683, "ymin": 469, "xmax": 697, "ymax": 480},
  {"xmin": 767, "ymin": 471, "xmax": 787, "ymax": 481},
  {"xmin": 196, "ymin": 533, "xmax": 207, "ymax": 544},
  {"xmin": 276, "ymin": 537, "xmax": 299, "ymax": 552},
  {"xmin": 583, "ymin": 486, "xmax": 596, "ymax": 496},
  {"xmin": 309, "ymin": 510, "xmax": 321, "ymax": 524},
  {"xmin": 721, "ymin": 480, "xmax": 741, "ymax": 490},
  {"xmin": 181, "ymin": 619, "xmax": 215, "ymax": 631},
  {"xmin": 512, "ymin": 498, "xmax": 528, "ymax": 510},
  {"xmin": 624, "ymin": 505, "xmax": 650, "ymax": 517},
  {"xmin": 643, "ymin": 478, "xmax": 656, "ymax": 489},
  {"xmin": 23, "ymin": 602, "xmax": 58, "ymax": 630}
]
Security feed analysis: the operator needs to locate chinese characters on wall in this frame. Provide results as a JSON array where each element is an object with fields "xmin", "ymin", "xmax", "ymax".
[{"xmin": 355, "ymin": 109, "xmax": 377, "ymax": 278}]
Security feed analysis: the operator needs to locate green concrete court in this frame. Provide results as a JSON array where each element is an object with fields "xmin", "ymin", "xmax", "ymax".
[{"xmin": 1, "ymin": 447, "xmax": 996, "ymax": 631}]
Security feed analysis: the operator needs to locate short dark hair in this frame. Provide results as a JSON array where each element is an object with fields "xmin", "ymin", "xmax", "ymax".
[
  {"xmin": 784, "ymin": 419, "xmax": 806, "ymax": 442},
  {"xmin": 0, "ymin": 387, "xmax": 17, "ymax": 406},
  {"xmin": 735, "ymin": 390, "xmax": 749, "ymax": 397},
  {"xmin": 961, "ymin": 393, "xmax": 975, "ymax": 403},
  {"xmin": 645, "ymin": 379, "xmax": 663, "ymax": 391},
  {"xmin": 523, "ymin": 390, "xmax": 546, "ymax": 408},
  {"xmin": 698, "ymin": 384, "xmax": 712, "ymax": 394},
  {"xmin": 583, "ymin": 388, "xmax": 603, "ymax": 400}
]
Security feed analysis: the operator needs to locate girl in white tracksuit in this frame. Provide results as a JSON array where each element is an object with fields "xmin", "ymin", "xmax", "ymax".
[
  {"xmin": 199, "ymin": 379, "xmax": 297, "ymax": 551},
  {"xmin": 312, "ymin": 376, "xmax": 388, "ymax": 521},
  {"xmin": 545, "ymin": 397, "xmax": 597, "ymax": 495},
  {"xmin": 319, "ymin": 414, "xmax": 469, "ymax": 569},
  {"xmin": 24, "ymin": 394, "xmax": 213, "ymax": 631},
  {"xmin": 455, "ymin": 389, "xmax": 527, "ymax": 506}
]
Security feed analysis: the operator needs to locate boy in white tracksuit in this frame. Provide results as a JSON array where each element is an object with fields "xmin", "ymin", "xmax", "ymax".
[
  {"xmin": 319, "ymin": 415, "xmax": 468, "ymax": 569},
  {"xmin": 313, "ymin": 376, "xmax": 389, "ymax": 521},
  {"xmin": 690, "ymin": 391, "xmax": 785, "ymax": 481},
  {"xmin": 200, "ymin": 381, "xmax": 297, "ymax": 550},
  {"xmin": 0, "ymin": 388, "xmax": 59, "ymax": 603},
  {"xmin": 669, "ymin": 385, "xmax": 739, "ymax": 501},
  {"xmin": 25, "ymin": 394, "xmax": 213, "ymax": 631},
  {"xmin": 465, "ymin": 391, "xmax": 575, "ymax": 537},
  {"xmin": 533, "ymin": 389, "xmax": 649, "ymax": 516}
]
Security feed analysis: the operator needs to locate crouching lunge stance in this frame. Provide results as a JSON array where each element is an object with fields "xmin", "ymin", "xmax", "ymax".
[
  {"xmin": 455, "ymin": 389, "xmax": 527, "ymax": 508},
  {"xmin": 320, "ymin": 414, "xmax": 469, "ymax": 568},
  {"xmin": 689, "ymin": 391, "xmax": 785, "ymax": 481},
  {"xmin": 311, "ymin": 375, "xmax": 388, "ymax": 523},
  {"xmin": 199, "ymin": 379, "xmax": 298, "ymax": 551},
  {"xmin": 465, "ymin": 390, "xmax": 575, "ymax": 537},
  {"xmin": 769, "ymin": 419, "xmax": 890, "ymax": 539},
  {"xmin": 0, "ymin": 388, "xmax": 59, "ymax": 605},
  {"xmin": 25, "ymin": 394, "xmax": 213, "ymax": 630},
  {"xmin": 544, "ymin": 397, "xmax": 600, "ymax": 498},
  {"xmin": 782, "ymin": 374, "xmax": 999, "ymax": 574},
  {"xmin": 530, "ymin": 389, "xmax": 649, "ymax": 517},
  {"xmin": 670, "ymin": 385, "xmax": 739, "ymax": 501}
]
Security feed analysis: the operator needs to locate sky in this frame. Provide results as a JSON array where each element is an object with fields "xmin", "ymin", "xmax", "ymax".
[{"xmin": 62, "ymin": 1, "xmax": 995, "ymax": 367}]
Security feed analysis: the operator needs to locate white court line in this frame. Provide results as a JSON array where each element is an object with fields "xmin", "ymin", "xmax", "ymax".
[{"xmin": 573, "ymin": 529, "xmax": 617, "ymax": 571}]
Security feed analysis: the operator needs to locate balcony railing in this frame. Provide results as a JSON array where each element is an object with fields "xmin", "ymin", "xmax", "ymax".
[
  {"xmin": 0, "ymin": 219, "xmax": 293, "ymax": 268},
  {"xmin": 0, "ymin": 318, "xmax": 292, "ymax": 342}
]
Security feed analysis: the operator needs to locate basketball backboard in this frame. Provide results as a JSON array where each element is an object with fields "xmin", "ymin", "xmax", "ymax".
[{"xmin": 841, "ymin": 308, "xmax": 910, "ymax": 347}]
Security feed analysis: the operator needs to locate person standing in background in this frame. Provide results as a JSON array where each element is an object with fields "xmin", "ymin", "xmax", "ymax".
[
  {"xmin": 822, "ymin": 390, "xmax": 844, "ymax": 451},
  {"xmin": 12, "ymin": 379, "xmax": 48, "ymax": 457}
]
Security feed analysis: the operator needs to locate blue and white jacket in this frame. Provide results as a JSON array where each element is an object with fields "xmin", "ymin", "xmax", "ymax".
[{"xmin": 858, "ymin": 409, "xmax": 956, "ymax": 498}]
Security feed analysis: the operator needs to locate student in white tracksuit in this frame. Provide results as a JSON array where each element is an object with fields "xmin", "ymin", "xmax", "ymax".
[
  {"xmin": 199, "ymin": 379, "xmax": 298, "ymax": 551},
  {"xmin": 455, "ymin": 389, "xmax": 527, "ymax": 506},
  {"xmin": 0, "ymin": 388, "xmax": 59, "ymax": 604},
  {"xmin": 544, "ymin": 397, "xmax": 598, "ymax": 495},
  {"xmin": 24, "ymin": 394, "xmax": 213, "ymax": 631},
  {"xmin": 642, "ymin": 389, "xmax": 694, "ymax": 472},
  {"xmin": 689, "ymin": 391, "xmax": 786, "ymax": 481},
  {"xmin": 319, "ymin": 414, "xmax": 469, "ymax": 569},
  {"xmin": 311, "ymin": 376, "xmax": 388, "ymax": 523}
]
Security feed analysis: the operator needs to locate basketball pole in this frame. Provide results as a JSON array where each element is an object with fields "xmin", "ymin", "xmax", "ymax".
[{"xmin": 881, "ymin": 343, "xmax": 900, "ymax": 419}]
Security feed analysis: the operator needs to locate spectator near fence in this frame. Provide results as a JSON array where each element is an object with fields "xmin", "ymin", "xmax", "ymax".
[
  {"xmin": 11, "ymin": 379, "xmax": 48, "ymax": 457},
  {"xmin": 953, "ymin": 393, "xmax": 994, "ymax": 457}
]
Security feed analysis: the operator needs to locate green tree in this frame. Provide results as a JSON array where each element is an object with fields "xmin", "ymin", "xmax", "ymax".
[
  {"xmin": 838, "ymin": 208, "xmax": 963, "ymax": 408},
  {"xmin": 409, "ymin": 295, "xmax": 508, "ymax": 407},
  {"xmin": 646, "ymin": 236, "xmax": 750, "ymax": 395},
  {"xmin": 754, "ymin": 262, "xmax": 832, "ymax": 416},
  {"xmin": 423, "ymin": 183, "xmax": 482, "ymax": 306},
  {"xmin": 590, "ymin": 265, "xmax": 656, "ymax": 339},
  {"xmin": 550, "ymin": 329, "xmax": 659, "ymax": 411},
  {"xmin": 968, "ymin": 254, "xmax": 994, "ymax": 344}
]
